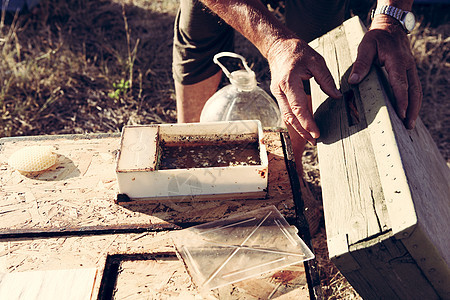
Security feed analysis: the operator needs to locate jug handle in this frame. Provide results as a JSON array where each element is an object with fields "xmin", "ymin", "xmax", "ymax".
[{"xmin": 213, "ymin": 52, "xmax": 253, "ymax": 80}]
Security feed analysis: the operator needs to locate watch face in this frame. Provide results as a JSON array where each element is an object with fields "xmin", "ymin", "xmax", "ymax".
[{"xmin": 404, "ymin": 12, "xmax": 416, "ymax": 32}]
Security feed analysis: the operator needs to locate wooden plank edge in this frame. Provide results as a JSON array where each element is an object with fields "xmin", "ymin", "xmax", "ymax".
[
  {"xmin": 116, "ymin": 191, "xmax": 268, "ymax": 204},
  {"xmin": 357, "ymin": 66, "xmax": 417, "ymax": 238},
  {"xmin": 0, "ymin": 223, "xmax": 177, "ymax": 240},
  {"xmin": 0, "ymin": 133, "xmax": 120, "ymax": 145},
  {"xmin": 280, "ymin": 132, "xmax": 323, "ymax": 300}
]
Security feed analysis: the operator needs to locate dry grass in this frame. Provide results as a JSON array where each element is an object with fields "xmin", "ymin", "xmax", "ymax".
[
  {"xmin": 0, "ymin": 1, "xmax": 448, "ymax": 299},
  {"xmin": 411, "ymin": 22, "xmax": 450, "ymax": 160},
  {"xmin": 0, "ymin": 0, "xmax": 179, "ymax": 137}
]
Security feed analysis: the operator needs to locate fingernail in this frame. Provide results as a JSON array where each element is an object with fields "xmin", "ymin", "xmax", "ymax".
[
  {"xmin": 349, "ymin": 73, "xmax": 359, "ymax": 84},
  {"xmin": 400, "ymin": 110, "xmax": 407, "ymax": 120},
  {"xmin": 407, "ymin": 119, "xmax": 416, "ymax": 129}
]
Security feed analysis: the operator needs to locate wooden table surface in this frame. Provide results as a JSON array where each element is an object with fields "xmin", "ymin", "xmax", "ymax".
[{"xmin": 0, "ymin": 131, "xmax": 316, "ymax": 299}]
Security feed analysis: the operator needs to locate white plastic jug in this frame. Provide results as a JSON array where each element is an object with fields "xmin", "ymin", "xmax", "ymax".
[{"xmin": 200, "ymin": 52, "xmax": 283, "ymax": 128}]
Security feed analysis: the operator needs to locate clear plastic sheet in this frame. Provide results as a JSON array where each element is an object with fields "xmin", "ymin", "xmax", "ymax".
[{"xmin": 173, "ymin": 205, "xmax": 314, "ymax": 290}]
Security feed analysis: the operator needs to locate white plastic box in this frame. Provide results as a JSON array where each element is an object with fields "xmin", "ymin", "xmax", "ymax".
[{"xmin": 115, "ymin": 120, "xmax": 268, "ymax": 203}]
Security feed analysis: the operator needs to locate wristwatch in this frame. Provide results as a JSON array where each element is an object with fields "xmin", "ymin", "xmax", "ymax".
[{"xmin": 371, "ymin": 5, "xmax": 416, "ymax": 33}]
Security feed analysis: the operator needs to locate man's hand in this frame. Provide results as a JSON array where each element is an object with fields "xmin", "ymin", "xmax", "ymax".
[
  {"xmin": 267, "ymin": 38, "xmax": 342, "ymax": 145},
  {"xmin": 348, "ymin": 14, "xmax": 422, "ymax": 129}
]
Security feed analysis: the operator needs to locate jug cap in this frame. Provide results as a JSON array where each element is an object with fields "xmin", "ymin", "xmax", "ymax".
[
  {"xmin": 228, "ymin": 70, "xmax": 257, "ymax": 91},
  {"xmin": 213, "ymin": 52, "xmax": 257, "ymax": 92}
]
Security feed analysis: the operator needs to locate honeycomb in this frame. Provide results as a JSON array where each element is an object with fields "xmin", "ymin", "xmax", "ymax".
[{"xmin": 8, "ymin": 145, "xmax": 57, "ymax": 172}]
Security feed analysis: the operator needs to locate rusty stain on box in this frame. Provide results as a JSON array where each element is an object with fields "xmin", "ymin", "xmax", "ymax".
[{"xmin": 116, "ymin": 120, "xmax": 269, "ymax": 203}]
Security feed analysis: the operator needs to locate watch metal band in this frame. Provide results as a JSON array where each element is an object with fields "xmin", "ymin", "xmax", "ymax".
[
  {"xmin": 379, "ymin": 5, "xmax": 404, "ymax": 19},
  {"xmin": 371, "ymin": 5, "xmax": 407, "ymax": 20}
]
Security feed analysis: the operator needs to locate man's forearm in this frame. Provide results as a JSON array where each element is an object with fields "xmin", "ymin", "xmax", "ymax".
[
  {"xmin": 200, "ymin": 0, "xmax": 296, "ymax": 58},
  {"xmin": 200, "ymin": 0, "xmax": 414, "ymax": 57}
]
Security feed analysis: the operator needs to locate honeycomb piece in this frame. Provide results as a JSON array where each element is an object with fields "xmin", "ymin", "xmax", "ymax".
[{"xmin": 8, "ymin": 146, "xmax": 57, "ymax": 172}]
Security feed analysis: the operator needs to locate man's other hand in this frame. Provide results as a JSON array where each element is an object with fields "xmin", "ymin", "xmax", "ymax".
[
  {"xmin": 349, "ymin": 14, "xmax": 422, "ymax": 129},
  {"xmin": 267, "ymin": 38, "xmax": 342, "ymax": 145}
]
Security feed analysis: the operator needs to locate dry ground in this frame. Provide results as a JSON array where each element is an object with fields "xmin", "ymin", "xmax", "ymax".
[{"xmin": 0, "ymin": 0, "xmax": 448, "ymax": 299}]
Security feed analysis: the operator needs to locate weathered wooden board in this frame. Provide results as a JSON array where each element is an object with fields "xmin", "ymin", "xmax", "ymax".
[
  {"xmin": 0, "ymin": 130, "xmax": 316, "ymax": 299},
  {"xmin": 0, "ymin": 131, "xmax": 296, "ymax": 237},
  {"xmin": 0, "ymin": 268, "xmax": 97, "ymax": 300},
  {"xmin": 310, "ymin": 16, "xmax": 450, "ymax": 299},
  {"xmin": 0, "ymin": 231, "xmax": 310, "ymax": 299}
]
